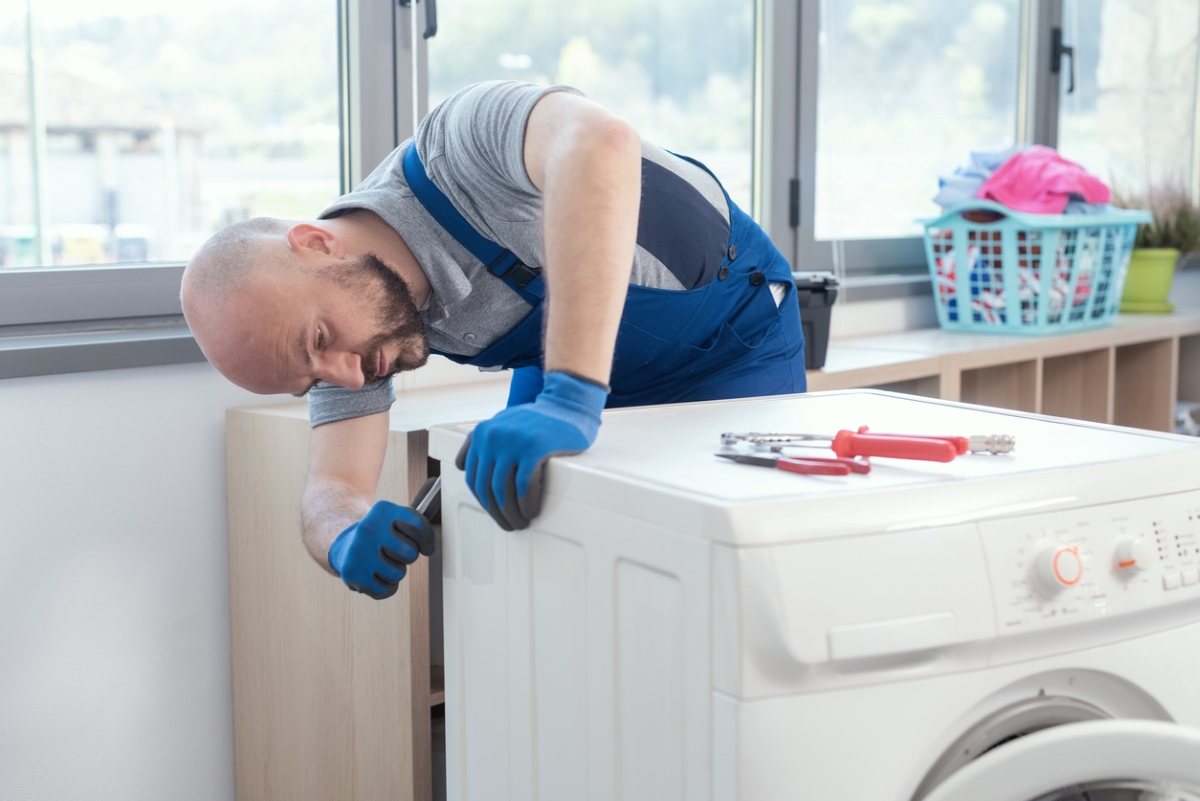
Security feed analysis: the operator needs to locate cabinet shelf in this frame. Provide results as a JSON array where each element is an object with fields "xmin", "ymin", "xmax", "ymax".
[{"xmin": 809, "ymin": 306, "xmax": 1200, "ymax": 433}]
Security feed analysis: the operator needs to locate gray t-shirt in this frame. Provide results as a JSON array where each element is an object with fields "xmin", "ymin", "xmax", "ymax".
[{"xmin": 309, "ymin": 80, "xmax": 731, "ymax": 427}]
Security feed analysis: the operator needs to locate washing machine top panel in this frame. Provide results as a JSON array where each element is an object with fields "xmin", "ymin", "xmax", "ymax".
[{"xmin": 429, "ymin": 390, "xmax": 1200, "ymax": 544}]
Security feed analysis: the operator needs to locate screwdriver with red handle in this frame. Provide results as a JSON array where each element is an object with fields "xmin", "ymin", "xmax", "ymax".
[
  {"xmin": 827, "ymin": 426, "xmax": 961, "ymax": 462},
  {"xmin": 720, "ymin": 427, "xmax": 1015, "ymax": 463}
]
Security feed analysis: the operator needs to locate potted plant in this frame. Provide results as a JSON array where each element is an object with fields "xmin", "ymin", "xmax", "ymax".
[{"xmin": 1113, "ymin": 182, "xmax": 1200, "ymax": 313}]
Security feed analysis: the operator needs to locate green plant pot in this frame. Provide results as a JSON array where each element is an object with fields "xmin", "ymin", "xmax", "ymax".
[{"xmin": 1120, "ymin": 248, "xmax": 1180, "ymax": 313}]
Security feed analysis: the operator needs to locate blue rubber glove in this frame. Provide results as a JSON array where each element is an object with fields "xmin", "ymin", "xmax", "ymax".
[
  {"xmin": 455, "ymin": 371, "xmax": 607, "ymax": 531},
  {"xmin": 328, "ymin": 499, "xmax": 435, "ymax": 599},
  {"xmin": 506, "ymin": 366, "xmax": 545, "ymax": 407}
]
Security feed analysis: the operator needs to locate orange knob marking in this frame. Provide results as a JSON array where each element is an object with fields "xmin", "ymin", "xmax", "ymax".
[{"xmin": 1053, "ymin": 546, "xmax": 1082, "ymax": 586}]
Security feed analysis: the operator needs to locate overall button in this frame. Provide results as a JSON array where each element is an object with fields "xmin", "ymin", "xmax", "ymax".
[
  {"xmin": 464, "ymin": 333, "xmax": 476, "ymax": 342},
  {"xmin": 717, "ymin": 266, "xmax": 729, "ymax": 281},
  {"xmin": 728, "ymin": 244, "xmax": 738, "ymax": 260},
  {"xmin": 749, "ymin": 270, "xmax": 765, "ymax": 286}
]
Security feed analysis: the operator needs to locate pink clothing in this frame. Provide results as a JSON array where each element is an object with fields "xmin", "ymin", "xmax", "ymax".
[{"xmin": 975, "ymin": 145, "xmax": 1109, "ymax": 214}]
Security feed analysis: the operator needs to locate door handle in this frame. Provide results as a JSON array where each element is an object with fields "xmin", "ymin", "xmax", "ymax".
[
  {"xmin": 1051, "ymin": 27, "xmax": 1075, "ymax": 94},
  {"xmin": 398, "ymin": 0, "xmax": 437, "ymax": 39}
]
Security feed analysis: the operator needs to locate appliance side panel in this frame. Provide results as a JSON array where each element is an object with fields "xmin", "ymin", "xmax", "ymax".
[
  {"xmin": 712, "ymin": 544, "xmax": 742, "ymax": 694},
  {"xmin": 443, "ymin": 477, "xmax": 464, "ymax": 801},
  {"xmin": 616, "ymin": 560, "xmax": 686, "ymax": 801},
  {"xmin": 711, "ymin": 691, "xmax": 740, "ymax": 801},
  {"xmin": 458, "ymin": 506, "xmax": 513, "ymax": 801},
  {"xmin": 531, "ymin": 533, "xmax": 589, "ymax": 799}
]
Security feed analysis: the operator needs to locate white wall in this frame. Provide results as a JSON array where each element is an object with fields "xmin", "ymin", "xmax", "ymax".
[
  {"xmin": 0, "ymin": 355, "xmax": 500, "ymax": 800},
  {"xmin": 0, "ymin": 362, "xmax": 283, "ymax": 801},
  {"xmin": 830, "ymin": 293, "xmax": 939, "ymax": 340}
]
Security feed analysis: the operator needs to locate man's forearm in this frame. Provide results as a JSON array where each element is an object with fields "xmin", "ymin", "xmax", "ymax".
[
  {"xmin": 301, "ymin": 411, "xmax": 390, "ymax": 573},
  {"xmin": 526, "ymin": 94, "xmax": 642, "ymax": 385},
  {"xmin": 301, "ymin": 478, "xmax": 374, "ymax": 573}
]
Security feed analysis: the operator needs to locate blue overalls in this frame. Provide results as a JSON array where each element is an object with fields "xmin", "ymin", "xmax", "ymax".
[{"xmin": 401, "ymin": 145, "xmax": 807, "ymax": 406}]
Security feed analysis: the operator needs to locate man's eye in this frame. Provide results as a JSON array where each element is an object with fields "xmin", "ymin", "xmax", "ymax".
[{"xmin": 316, "ymin": 329, "xmax": 325, "ymax": 349}]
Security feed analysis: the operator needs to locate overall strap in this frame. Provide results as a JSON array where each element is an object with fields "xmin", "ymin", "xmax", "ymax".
[
  {"xmin": 401, "ymin": 144, "xmax": 544, "ymax": 303},
  {"xmin": 668, "ymin": 150, "xmax": 732, "ymax": 207}
]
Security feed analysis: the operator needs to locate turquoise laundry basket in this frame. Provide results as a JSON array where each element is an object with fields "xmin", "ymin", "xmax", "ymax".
[{"xmin": 920, "ymin": 200, "xmax": 1151, "ymax": 334}]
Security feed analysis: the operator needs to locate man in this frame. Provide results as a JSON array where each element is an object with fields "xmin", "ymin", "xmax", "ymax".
[{"xmin": 183, "ymin": 81, "xmax": 805, "ymax": 600}]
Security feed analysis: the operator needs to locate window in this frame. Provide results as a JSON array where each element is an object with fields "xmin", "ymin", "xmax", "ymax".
[
  {"xmin": 814, "ymin": 0, "xmax": 1023, "ymax": 241},
  {"xmin": 426, "ymin": 0, "xmax": 757, "ymax": 211},
  {"xmin": 0, "ymin": 0, "xmax": 340, "ymax": 270},
  {"xmin": 8, "ymin": 0, "xmax": 1199, "ymax": 379},
  {"xmin": 1057, "ymin": 0, "xmax": 1200, "ymax": 197}
]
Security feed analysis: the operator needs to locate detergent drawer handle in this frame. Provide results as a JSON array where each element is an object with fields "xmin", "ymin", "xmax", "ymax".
[{"xmin": 828, "ymin": 612, "xmax": 956, "ymax": 661}]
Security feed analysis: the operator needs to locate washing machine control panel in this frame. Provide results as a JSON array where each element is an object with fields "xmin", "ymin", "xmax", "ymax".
[{"xmin": 979, "ymin": 489, "xmax": 1200, "ymax": 633}]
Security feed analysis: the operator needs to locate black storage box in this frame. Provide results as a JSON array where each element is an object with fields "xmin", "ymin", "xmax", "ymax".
[{"xmin": 793, "ymin": 271, "xmax": 839, "ymax": 370}]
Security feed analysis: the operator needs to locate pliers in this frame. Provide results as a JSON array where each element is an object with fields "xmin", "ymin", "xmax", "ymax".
[{"xmin": 716, "ymin": 452, "xmax": 871, "ymax": 477}]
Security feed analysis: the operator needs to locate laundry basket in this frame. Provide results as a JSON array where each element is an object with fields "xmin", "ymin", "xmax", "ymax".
[{"xmin": 921, "ymin": 200, "xmax": 1151, "ymax": 334}]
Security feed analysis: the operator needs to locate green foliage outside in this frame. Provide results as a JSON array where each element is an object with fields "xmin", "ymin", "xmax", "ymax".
[
  {"xmin": 0, "ymin": 0, "xmax": 339, "ymax": 160},
  {"xmin": 427, "ymin": 0, "xmax": 754, "ymax": 155}
]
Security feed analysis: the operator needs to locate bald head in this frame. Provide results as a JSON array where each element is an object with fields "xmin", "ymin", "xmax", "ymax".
[
  {"xmin": 183, "ymin": 217, "xmax": 294, "ymax": 302},
  {"xmin": 181, "ymin": 217, "xmax": 310, "ymax": 392},
  {"xmin": 181, "ymin": 214, "xmax": 431, "ymax": 395}
]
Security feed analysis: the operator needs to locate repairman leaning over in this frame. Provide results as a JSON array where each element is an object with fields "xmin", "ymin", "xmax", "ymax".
[{"xmin": 182, "ymin": 81, "xmax": 806, "ymax": 599}]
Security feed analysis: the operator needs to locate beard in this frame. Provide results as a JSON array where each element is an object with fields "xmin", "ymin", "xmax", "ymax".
[{"xmin": 332, "ymin": 252, "xmax": 431, "ymax": 383}]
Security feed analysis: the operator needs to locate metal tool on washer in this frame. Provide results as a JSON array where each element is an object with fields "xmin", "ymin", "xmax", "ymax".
[
  {"xmin": 720, "ymin": 427, "xmax": 1016, "ymax": 463},
  {"xmin": 715, "ymin": 451, "xmax": 872, "ymax": 476}
]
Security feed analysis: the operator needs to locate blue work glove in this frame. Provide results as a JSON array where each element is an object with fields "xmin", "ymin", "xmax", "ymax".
[
  {"xmin": 455, "ymin": 370, "xmax": 607, "ymax": 531},
  {"xmin": 328, "ymin": 495, "xmax": 436, "ymax": 600},
  {"xmin": 506, "ymin": 366, "xmax": 545, "ymax": 407}
]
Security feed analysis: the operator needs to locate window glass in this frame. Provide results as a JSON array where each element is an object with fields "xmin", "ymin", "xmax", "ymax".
[
  {"xmin": 814, "ymin": 0, "xmax": 1022, "ymax": 241},
  {"xmin": 0, "ymin": 0, "xmax": 339, "ymax": 268},
  {"xmin": 1057, "ymin": 0, "xmax": 1200, "ymax": 196},
  {"xmin": 427, "ymin": 0, "xmax": 756, "ymax": 212}
]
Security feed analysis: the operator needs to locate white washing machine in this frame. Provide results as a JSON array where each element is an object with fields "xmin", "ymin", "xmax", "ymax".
[{"xmin": 428, "ymin": 390, "xmax": 1200, "ymax": 801}]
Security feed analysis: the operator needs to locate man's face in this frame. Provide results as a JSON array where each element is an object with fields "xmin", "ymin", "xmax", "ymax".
[
  {"xmin": 202, "ymin": 252, "xmax": 430, "ymax": 396},
  {"xmin": 295, "ymin": 252, "xmax": 432, "ymax": 393}
]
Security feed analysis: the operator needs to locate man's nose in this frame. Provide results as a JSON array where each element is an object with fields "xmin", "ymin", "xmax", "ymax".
[{"xmin": 315, "ymin": 350, "xmax": 365, "ymax": 390}]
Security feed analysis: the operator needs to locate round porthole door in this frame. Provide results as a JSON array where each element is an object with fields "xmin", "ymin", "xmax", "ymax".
[{"xmin": 920, "ymin": 720, "xmax": 1200, "ymax": 801}]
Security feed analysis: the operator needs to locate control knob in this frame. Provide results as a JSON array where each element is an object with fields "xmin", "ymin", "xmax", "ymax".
[
  {"xmin": 1113, "ymin": 536, "xmax": 1154, "ymax": 575},
  {"xmin": 1031, "ymin": 540, "xmax": 1083, "ymax": 597}
]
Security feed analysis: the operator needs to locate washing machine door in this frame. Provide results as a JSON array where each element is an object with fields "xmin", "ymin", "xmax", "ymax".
[{"xmin": 921, "ymin": 720, "xmax": 1200, "ymax": 801}]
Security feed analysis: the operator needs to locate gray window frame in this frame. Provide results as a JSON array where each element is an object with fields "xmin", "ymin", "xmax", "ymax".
[
  {"xmin": 788, "ymin": 0, "xmax": 1069, "ymax": 302},
  {"xmin": 392, "ymin": 0, "xmax": 1069, "ymax": 303},
  {"xmin": 0, "ymin": 0, "xmax": 419, "ymax": 380},
  {"xmin": 0, "ymin": 0, "xmax": 1168, "ymax": 378}
]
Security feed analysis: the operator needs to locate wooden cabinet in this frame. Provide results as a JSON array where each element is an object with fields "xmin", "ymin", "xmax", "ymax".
[
  {"xmin": 808, "ymin": 310, "xmax": 1200, "ymax": 433},
  {"xmin": 226, "ymin": 383, "xmax": 508, "ymax": 801}
]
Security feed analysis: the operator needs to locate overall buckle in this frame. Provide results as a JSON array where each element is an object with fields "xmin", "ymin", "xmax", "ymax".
[{"xmin": 493, "ymin": 257, "xmax": 541, "ymax": 290}]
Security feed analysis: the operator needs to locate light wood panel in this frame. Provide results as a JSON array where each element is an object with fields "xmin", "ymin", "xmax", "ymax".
[
  {"xmin": 1042, "ymin": 348, "xmax": 1113, "ymax": 423},
  {"xmin": 868, "ymin": 375, "xmax": 941, "ymax": 399},
  {"xmin": 227, "ymin": 412, "xmax": 431, "ymax": 801},
  {"xmin": 1181, "ymin": 334, "xmax": 1200, "ymax": 403},
  {"xmin": 811, "ymin": 308, "xmax": 1200, "ymax": 429},
  {"xmin": 1114, "ymin": 339, "xmax": 1179, "ymax": 432},
  {"xmin": 960, "ymin": 360, "xmax": 1039, "ymax": 413},
  {"xmin": 227, "ymin": 382, "xmax": 510, "ymax": 801}
]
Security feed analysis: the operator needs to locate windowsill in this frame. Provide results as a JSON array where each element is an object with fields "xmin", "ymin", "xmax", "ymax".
[
  {"xmin": 0, "ymin": 319, "xmax": 204, "ymax": 380},
  {"xmin": 839, "ymin": 271, "xmax": 931, "ymax": 302}
]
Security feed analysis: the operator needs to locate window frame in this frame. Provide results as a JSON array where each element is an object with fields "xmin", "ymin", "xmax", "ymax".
[
  {"xmin": 1, "ymin": 0, "xmax": 1179, "ymax": 379},
  {"xmin": 0, "ymin": 0, "xmax": 406, "ymax": 379},
  {"xmin": 789, "ymin": 0, "xmax": 1068, "ymax": 301}
]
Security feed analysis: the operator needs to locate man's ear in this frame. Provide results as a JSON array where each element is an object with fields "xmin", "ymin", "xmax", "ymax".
[{"xmin": 287, "ymin": 223, "xmax": 346, "ymax": 259}]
